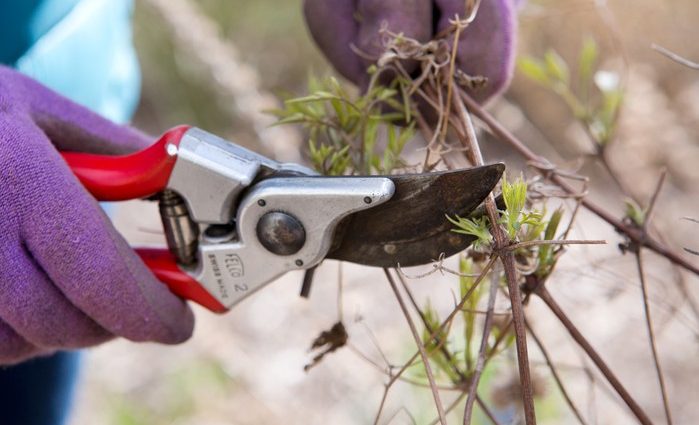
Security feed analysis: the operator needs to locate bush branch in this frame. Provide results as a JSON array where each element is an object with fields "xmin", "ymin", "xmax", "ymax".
[
  {"xmin": 454, "ymin": 90, "xmax": 537, "ymax": 425},
  {"xmin": 384, "ymin": 268, "xmax": 448, "ymax": 425},
  {"xmin": 536, "ymin": 286, "xmax": 653, "ymax": 425},
  {"xmin": 459, "ymin": 91, "xmax": 699, "ymax": 277}
]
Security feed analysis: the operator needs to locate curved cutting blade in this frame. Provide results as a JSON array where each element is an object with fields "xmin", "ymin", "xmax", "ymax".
[{"xmin": 327, "ymin": 163, "xmax": 504, "ymax": 267}]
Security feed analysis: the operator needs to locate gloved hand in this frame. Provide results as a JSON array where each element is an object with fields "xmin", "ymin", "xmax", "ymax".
[
  {"xmin": 0, "ymin": 66, "xmax": 194, "ymax": 365},
  {"xmin": 304, "ymin": 0, "xmax": 521, "ymax": 103}
]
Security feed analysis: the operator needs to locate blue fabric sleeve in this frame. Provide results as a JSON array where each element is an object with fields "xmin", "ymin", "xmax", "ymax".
[
  {"xmin": 0, "ymin": 0, "xmax": 81, "ymax": 64},
  {"xmin": 0, "ymin": 352, "xmax": 82, "ymax": 425},
  {"xmin": 15, "ymin": 0, "xmax": 141, "ymax": 124}
]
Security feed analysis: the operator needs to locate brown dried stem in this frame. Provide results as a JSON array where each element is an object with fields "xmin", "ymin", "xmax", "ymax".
[
  {"xmin": 395, "ymin": 273, "xmax": 503, "ymax": 425},
  {"xmin": 384, "ymin": 268, "xmax": 448, "ymax": 425},
  {"xmin": 459, "ymin": 91, "xmax": 699, "ymax": 277},
  {"xmin": 371, "ymin": 258, "xmax": 495, "ymax": 424},
  {"xmin": 634, "ymin": 252, "xmax": 673, "ymax": 425},
  {"xmin": 652, "ymin": 44, "xmax": 699, "ymax": 70},
  {"xmin": 453, "ymin": 90, "xmax": 537, "ymax": 425},
  {"xmin": 635, "ymin": 170, "xmax": 673, "ymax": 425},
  {"xmin": 525, "ymin": 317, "xmax": 589, "ymax": 425},
  {"xmin": 429, "ymin": 393, "xmax": 468, "ymax": 425},
  {"xmin": 378, "ymin": 255, "xmax": 496, "ymax": 412},
  {"xmin": 507, "ymin": 239, "xmax": 606, "ymax": 250},
  {"xmin": 463, "ymin": 263, "xmax": 499, "ymax": 424},
  {"xmin": 536, "ymin": 286, "xmax": 653, "ymax": 425}
]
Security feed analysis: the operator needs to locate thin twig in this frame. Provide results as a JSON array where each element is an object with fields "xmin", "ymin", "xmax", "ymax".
[
  {"xmin": 562, "ymin": 194, "xmax": 586, "ymax": 241},
  {"xmin": 384, "ymin": 269, "xmax": 448, "ymax": 425},
  {"xmin": 525, "ymin": 318, "xmax": 589, "ymax": 425},
  {"xmin": 634, "ymin": 252, "xmax": 673, "ymax": 425},
  {"xmin": 463, "ymin": 263, "xmax": 499, "ymax": 424},
  {"xmin": 643, "ymin": 169, "xmax": 667, "ymax": 234},
  {"xmin": 337, "ymin": 262, "xmax": 344, "ymax": 322},
  {"xmin": 477, "ymin": 396, "xmax": 503, "ymax": 425},
  {"xmin": 385, "ymin": 406, "xmax": 418, "ymax": 425},
  {"xmin": 652, "ymin": 44, "xmax": 699, "ymax": 70},
  {"xmin": 454, "ymin": 90, "xmax": 537, "ymax": 425},
  {"xmin": 507, "ymin": 239, "xmax": 606, "ymax": 251},
  {"xmin": 634, "ymin": 170, "xmax": 673, "ymax": 424},
  {"xmin": 427, "ymin": 392, "xmax": 502, "ymax": 425},
  {"xmin": 579, "ymin": 355, "xmax": 599, "ymax": 425},
  {"xmin": 460, "ymin": 90, "xmax": 699, "ymax": 277},
  {"xmin": 396, "ymin": 273, "xmax": 504, "ymax": 425},
  {"xmin": 536, "ymin": 286, "xmax": 653, "ymax": 425},
  {"xmin": 439, "ymin": 14, "xmax": 465, "ymax": 143},
  {"xmin": 370, "ymin": 257, "xmax": 496, "ymax": 423},
  {"xmin": 370, "ymin": 274, "xmax": 505, "ymax": 425},
  {"xmin": 373, "ymin": 386, "xmax": 391, "ymax": 425},
  {"xmin": 397, "ymin": 273, "xmax": 467, "ymax": 381},
  {"xmin": 397, "ymin": 253, "xmax": 483, "ymax": 279},
  {"xmin": 682, "ymin": 216, "xmax": 699, "ymax": 225},
  {"xmin": 347, "ymin": 343, "xmax": 388, "ymax": 373},
  {"xmin": 360, "ymin": 321, "xmax": 393, "ymax": 370},
  {"xmin": 429, "ymin": 393, "xmax": 467, "ymax": 425}
]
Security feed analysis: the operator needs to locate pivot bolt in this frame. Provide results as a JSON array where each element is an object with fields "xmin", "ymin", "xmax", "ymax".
[{"xmin": 256, "ymin": 211, "xmax": 306, "ymax": 256}]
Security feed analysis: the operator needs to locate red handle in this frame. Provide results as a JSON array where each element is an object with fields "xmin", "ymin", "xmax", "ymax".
[
  {"xmin": 62, "ymin": 125, "xmax": 190, "ymax": 201},
  {"xmin": 137, "ymin": 248, "xmax": 227, "ymax": 313},
  {"xmin": 62, "ymin": 125, "xmax": 227, "ymax": 312}
]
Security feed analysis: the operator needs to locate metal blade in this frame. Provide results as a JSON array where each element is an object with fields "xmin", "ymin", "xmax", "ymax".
[{"xmin": 327, "ymin": 163, "xmax": 504, "ymax": 267}]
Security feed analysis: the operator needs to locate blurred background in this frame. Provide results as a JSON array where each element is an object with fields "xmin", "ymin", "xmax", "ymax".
[{"xmin": 70, "ymin": 0, "xmax": 699, "ymax": 424}]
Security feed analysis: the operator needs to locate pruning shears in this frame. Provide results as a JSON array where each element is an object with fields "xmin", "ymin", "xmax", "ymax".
[{"xmin": 62, "ymin": 126, "xmax": 504, "ymax": 312}]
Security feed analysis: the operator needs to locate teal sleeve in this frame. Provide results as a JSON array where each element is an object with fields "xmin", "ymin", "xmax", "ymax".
[
  {"xmin": 14, "ymin": 0, "xmax": 140, "ymax": 124},
  {"xmin": 0, "ymin": 0, "xmax": 80, "ymax": 64}
]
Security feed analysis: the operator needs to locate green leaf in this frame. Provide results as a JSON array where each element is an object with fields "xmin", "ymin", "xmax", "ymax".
[
  {"xmin": 273, "ymin": 74, "xmax": 415, "ymax": 176},
  {"xmin": 448, "ymin": 215, "xmax": 493, "ymax": 249},
  {"xmin": 544, "ymin": 208, "xmax": 563, "ymax": 241},
  {"xmin": 625, "ymin": 198, "xmax": 645, "ymax": 227},
  {"xmin": 518, "ymin": 57, "xmax": 551, "ymax": 85},
  {"xmin": 285, "ymin": 91, "xmax": 340, "ymax": 105},
  {"xmin": 459, "ymin": 257, "xmax": 483, "ymax": 372},
  {"xmin": 363, "ymin": 116, "xmax": 380, "ymax": 159},
  {"xmin": 578, "ymin": 37, "xmax": 598, "ymax": 89},
  {"xmin": 521, "ymin": 211, "xmax": 546, "ymax": 242},
  {"xmin": 544, "ymin": 50, "xmax": 570, "ymax": 85},
  {"xmin": 591, "ymin": 86, "xmax": 623, "ymax": 145},
  {"xmin": 421, "ymin": 301, "xmax": 461, "ymax": 382},
  {"xmin": 273, "ymin": 112, "xmax": 307, "ymax": 125},
  {"xmin": 501, "ymin": 174, "xmax": 529, "ymax": 240},
  {"xmin": 398, "ymin": 124, "xmax": 414, "ymax": 149},
  {"xmin": 537, "ymin": 208, "xmax": 564, "ymax": 278},
  {"xmin": 502, "ymin": 174, "xmax": 526, "ymax": 215}
]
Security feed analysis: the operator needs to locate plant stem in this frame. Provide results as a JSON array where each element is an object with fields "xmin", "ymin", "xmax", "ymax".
[
  {"xmin": 373, "ymin": 257, "xmax": 498, "ymax": 423},
  {"xmin": 463, "ymin": 263, "xmax": 499, "ymax": 425},
  {"xmin": 536, "ymin": 286, "xmax": 653, "ymax": 425},
  {"xmin": 525, "ymin": 317, "xmax": 589, "ymax": 425},
  {"xmin": 384, "ymin": 269, "xmax": 448, "ymax": 425},
  {"xmin": 459, "ymin": 91, "xmax": 699, "ymax": 277},
  {"xmin": 429, "ymin": 393, "xmax": 468, "ymax": 425},
  {"xmin": 454, "ymin": 90, "xmax": 537, "ymax": 425},
  {"xmin": 396, "ymin": 273, "xmax": 467, "ymax": 382},
  {"xmin": 477, "ymin": 396, "xmax": 503, "ymax": 425},
  {"xmin": 396, "ymin": 273, "xmax": 504, "ymax": 425},
  {"xmin": 508, "ymin": 239, "xmax": 606, "ymax": 250},
  {"xmin": 652, "ymin": 44, "xmax": 699, "ymax": 70},
  {"xmin": 635, "ymin": 251, "xmax": 673, "ymax": 424}
]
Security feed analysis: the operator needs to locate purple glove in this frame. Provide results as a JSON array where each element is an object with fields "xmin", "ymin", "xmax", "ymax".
[
  {"xmin": 304, "ymin": 0, "xmax": 520, "ymax": 103},
  {"xmin": 0, "ymin": 66, "xmax": 194, "ymax": 365}
]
